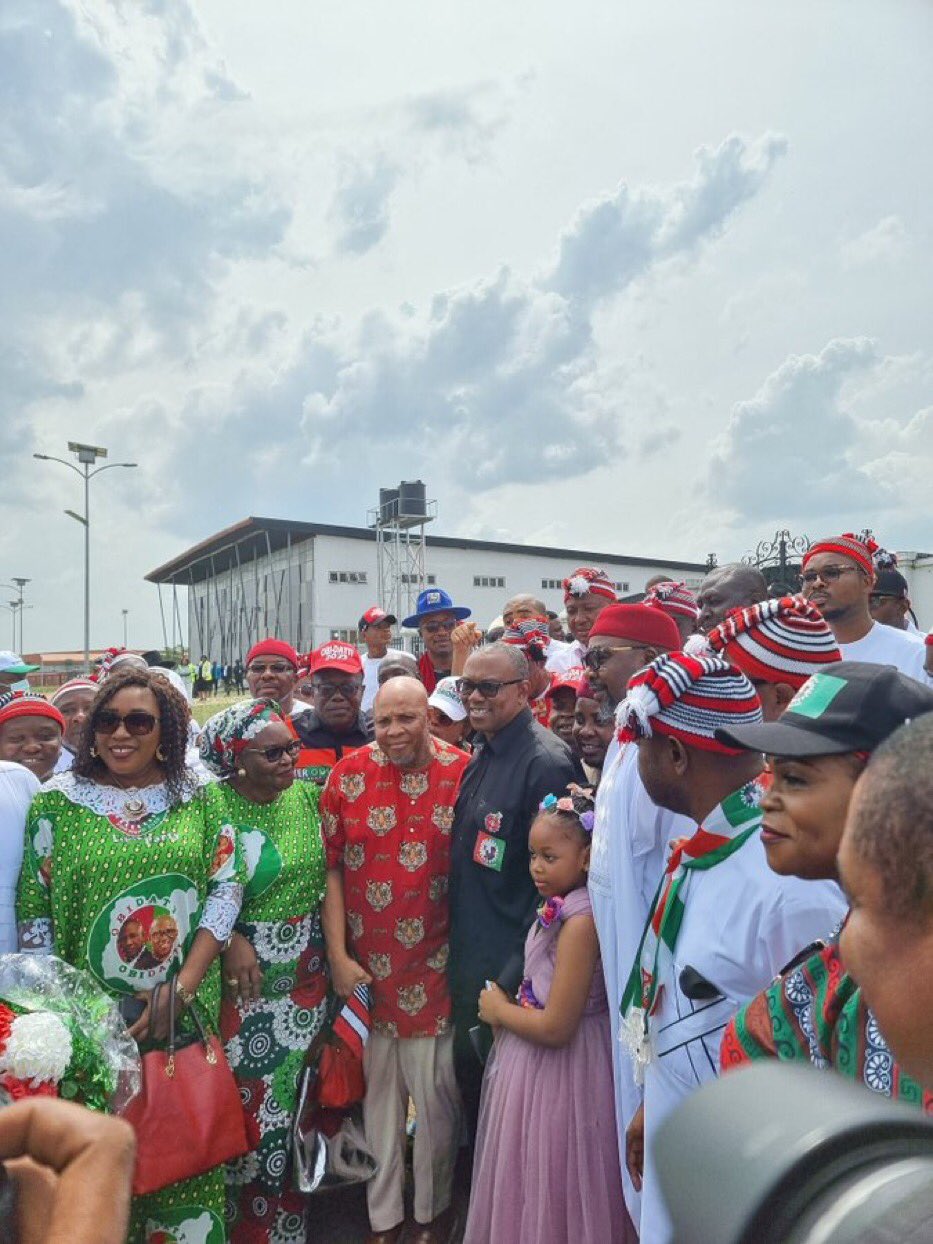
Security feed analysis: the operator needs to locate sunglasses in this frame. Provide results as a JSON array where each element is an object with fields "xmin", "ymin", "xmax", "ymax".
[
  {"xmin": 583, "ymin": 644, "xmax": 649, "ymax": 672},
  {"xmin": 422, "ymin": 619, "xmax": 457, "ymax": 634},
  {"xmin": 243, "ymin": 739, "xmax": 302, "ymax": 763},
  {"xmin": 799, "ymin": 565, "xmax": 861, "ymax": 586},
  {"xmin": 455, "ymin": 677, "xmax": 523, "ymax": 699},
  {"xmin": 95, "ymin": 710, "xmax": 160, "ymax": 736},
  {"xmin": 312, "ymin": 679, "xmax": 364, "ymax": 701},
  {"xmin": 247, "ymin": 663, "xmax": 294, "ymax": 676}
]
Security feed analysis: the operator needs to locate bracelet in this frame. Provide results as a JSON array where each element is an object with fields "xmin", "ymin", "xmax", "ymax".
[{"xmin": 175, "ymin": 979, "xmax": 197, "ymax": 1007}]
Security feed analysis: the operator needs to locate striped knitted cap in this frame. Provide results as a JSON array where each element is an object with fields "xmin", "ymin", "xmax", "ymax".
[
  {"xmin": 644, "ymin": 580, "xmax": 700, "ymax": 621},
  {"xmin": 50, "ymin": 677, "xmax": 98, "ymax": 705},
  {"xmin": 801, "ymin": 532, "xmax": 886, "ymax": 578},
  {"xmin": 502, "ymin": 618, "xmax": 551, "ymax": 658},
  {"xmin": 705, "ymin": 596, "xmax": 842, "ymax": 690},
  {"xmin": 562, "ymin": 567, "xmax": 617, "ymax": 602},
  {"xmin": 616, "ymin": 652, "xmax": 762, "ymax": 755}
]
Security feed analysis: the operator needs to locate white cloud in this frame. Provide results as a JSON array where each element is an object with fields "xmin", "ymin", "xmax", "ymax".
[
  {"xmin": 840, "ymin": 215, "xmax": 909, "ymax": 267},
  {"xmin": 329, "ymin": 156, "xmax": 400, "ymax": 254},
  {"xmin": 709, "ymin": 338, "xmax": 882, "ymax": 518},
  {"xmin": 707, "ymin": 337, "xmax": 933, "ymax": 550},
  {"xmin": 544, "ymin": 133, "xmax": 787, "ymax": 309},
  {"xmin": 294, "ymin": 133, "xmax": 786, "ymax": 489}
]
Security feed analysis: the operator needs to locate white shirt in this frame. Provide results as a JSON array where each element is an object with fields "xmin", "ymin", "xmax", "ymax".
[
  {"xmin": 588, "ymin": 739, "xmax": 694, "ymax": 1225},
  {"xmin": 545, "ymin": 637, "xmax": 585, "ymax": 676},
  {"xmin": 638, "ymin": 835, "xmax": 846, "ymax": 1244},
  {"xmin": 361, "ymin": 648, "xmax": 407, "ymax": 712},
  {"xmin": 0, "ymin": 761, "xmax": 40, "ymax": 953},
  {"xmin": 53, "ymin": 748, "xmax": 74, "ymax": 774},
  {"xmin": 842, "ymin": 621, "xmax": 931, "ymax": 685}
]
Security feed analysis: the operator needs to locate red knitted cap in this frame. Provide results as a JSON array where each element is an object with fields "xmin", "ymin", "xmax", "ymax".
[
  {"xmin": 0, "ymin": 691, "xmax": 65, "ymax": 732},
  {"xmin": 801, "ymin": 532, "xmax": 879, "ymax": 578},
  {"xmin": 245, "ymin": 638, "xmax": 299, "ymax": 669},
  {"xmin": 588, "ymin": 604, "xmax": 680, "ymax": 651},
  {"xmin": 644, "ymin": 580, "xmax": 699, "ymax": 621}
]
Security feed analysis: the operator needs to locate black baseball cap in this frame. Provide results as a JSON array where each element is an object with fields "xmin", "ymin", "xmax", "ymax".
[
  {"xmin": 715, "ymin": 661, "xmax": 933, "ymax": 757},
  {"xmin": 872, "ymin": 568, "xmax": 909, "ymax": 599}
]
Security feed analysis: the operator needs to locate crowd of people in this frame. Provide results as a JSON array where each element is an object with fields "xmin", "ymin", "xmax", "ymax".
[{"xmin": 0, "ymin": 528, "xmax": 931, "ymax": 1244}]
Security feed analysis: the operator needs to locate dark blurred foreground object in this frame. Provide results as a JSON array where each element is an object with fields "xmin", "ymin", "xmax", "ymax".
[{"xmin": 657, "ymin": 1064, "xmax": 933, "ymax": 1244}]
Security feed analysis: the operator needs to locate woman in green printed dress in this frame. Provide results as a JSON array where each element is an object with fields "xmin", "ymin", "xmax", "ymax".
[
  {"xmin": 16, "ymin": 667, "xmax": 244, "ymax": 1244},
  {"xmin": 200, "ymin": 700, "xmax": 329, "ymax": 1244}
]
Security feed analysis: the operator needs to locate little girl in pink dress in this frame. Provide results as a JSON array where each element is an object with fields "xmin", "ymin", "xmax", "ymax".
[{"xmin": 464, "ymin": 792, "xmax": 633, "ymax": 1243}]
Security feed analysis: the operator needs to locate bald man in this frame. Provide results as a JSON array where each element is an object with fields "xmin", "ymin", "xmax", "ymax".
[
  {"xmin": 321, "ymin": 677, "xmax": 470, "ymax": 1244},
  {"xmin": 696, "ymin": 563, "xmax": 768, "ymax": 634}
]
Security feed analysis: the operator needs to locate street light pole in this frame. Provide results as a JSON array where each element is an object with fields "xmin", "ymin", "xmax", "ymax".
[
  {"xmin": 34, "ymin": 444, "xmax": 137, "ymax": 674},
  {"xmin": 11, "ymin": 579, "xmax": 30, "ymax": 654},
  {"xmin": 122, "ymin": 609, "xmax": 129, "ymax": 649}
]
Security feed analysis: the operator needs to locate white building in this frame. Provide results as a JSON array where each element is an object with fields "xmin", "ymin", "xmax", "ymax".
[{"xmin": 146, "ymin": 516, "xmax": 708, "ymax": 660}]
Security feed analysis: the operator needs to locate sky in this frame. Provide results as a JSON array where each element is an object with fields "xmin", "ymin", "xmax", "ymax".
[{"xmin": 2, "ymin": 0, "xmax": 932, "ymax": 652}]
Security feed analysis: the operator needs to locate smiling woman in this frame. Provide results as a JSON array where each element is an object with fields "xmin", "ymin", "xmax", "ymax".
[
  {"xmin": 16, "ymin": 667, "xmax": 247, "ymax": 1244},
  {"xmin": 0, "ymin": 692, "xmax": 64, "ymax": 783},
  {"xmin": 198, "ymin": 698, "xmax": 329, "ymax": 1242}
]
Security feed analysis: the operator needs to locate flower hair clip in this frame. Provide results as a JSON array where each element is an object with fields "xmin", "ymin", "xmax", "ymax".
[{"xmin": 538, "ymin": 791, "xmax": 595, "ymax": 834}]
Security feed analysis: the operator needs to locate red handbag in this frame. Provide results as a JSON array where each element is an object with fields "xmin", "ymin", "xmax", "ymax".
[{"xmin": 123, "ymin": 981, "xmax": 249, "ymax": 1195}]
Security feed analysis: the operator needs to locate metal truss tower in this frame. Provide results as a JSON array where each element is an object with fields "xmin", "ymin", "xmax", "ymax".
[{"xmin": 367, "ymin": 481, "xmax": 437, "ymax": 625}]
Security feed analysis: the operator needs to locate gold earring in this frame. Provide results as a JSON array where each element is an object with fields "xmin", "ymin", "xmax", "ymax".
[
  {"xmin": 90, "ymin": 745, "xmax": 98, "ymax": 758},
  {"xmin": 155, "ymin": 745, "xmax": 167, "ymax": 762},
  {"xmin": 237, "ymin": 767, "xmax": 247, "ymax": 777}
]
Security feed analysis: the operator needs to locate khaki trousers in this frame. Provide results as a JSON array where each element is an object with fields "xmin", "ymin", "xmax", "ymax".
[{"xmin": 363, "ymin": 1031, "xmax": 461, "ymax": 1231}]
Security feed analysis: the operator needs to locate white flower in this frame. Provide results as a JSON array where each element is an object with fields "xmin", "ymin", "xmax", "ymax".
[
  {"xmin": 0, "ymin": 1012, "xmax": 73, "ymax": 1086},
  {"xmin": 567, "ymin": 574, "xmax": 591, "ymax": 597},
  {"xmin": 618, "ymin": 1007, "xmax": 651, "ymax": 1087}
]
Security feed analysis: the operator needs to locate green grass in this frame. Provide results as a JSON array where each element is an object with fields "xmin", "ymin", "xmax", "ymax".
[{"xmin": 190, "ymin": 692, "xmax": 245, "ymax": 726}]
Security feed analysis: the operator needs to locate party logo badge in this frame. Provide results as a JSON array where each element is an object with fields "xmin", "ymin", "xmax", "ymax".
[{"xmin": 473, "ymin": 831, "xmax": 505, "ymax": 872}]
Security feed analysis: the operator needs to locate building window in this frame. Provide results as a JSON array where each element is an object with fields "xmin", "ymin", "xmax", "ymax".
[
  {"xmin": 614, "ymin": 581, "xmax": 630, "ymax": 592},
  {"xmin": 473, "ymin": 575, "xmax": 505, "ymax": 588},
  {"xmin": 400, "ymin": 574, "xmax": 437, "ymax": 585},
  {"xmin": 328, "ymin": 571, "xmax": 368, "ymax": 585},
  {"xmin": 330, "ymin": 628, "xmax": 359, "ymax": 643},
  {"xmin": 541, "ymin": 578, "xmax": 563, "ymax": 590}
]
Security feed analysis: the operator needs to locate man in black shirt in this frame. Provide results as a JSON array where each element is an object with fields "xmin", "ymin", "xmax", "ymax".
[{"xmin": 449, "ymin": 642, "xmax": 583, "ymax": 1139}]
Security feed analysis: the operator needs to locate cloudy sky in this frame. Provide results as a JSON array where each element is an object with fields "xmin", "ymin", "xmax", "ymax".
[{"xmin": 3, "ymin": 0, "xmax": 931, "ymax": 652}]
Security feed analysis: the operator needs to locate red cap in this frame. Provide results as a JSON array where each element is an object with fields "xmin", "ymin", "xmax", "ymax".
[
  {"xmin": 359, "ymin": 607, "xmax": 397, "ymax": 629},
  {"xmin": 588, "ymin": 603, "xmax": 680, "ymax": 650},
  {"xmin": 0, "ymin": 691, "xmax": 65, "ymax": 731},
  {"xmin": 245, "ymin": 638, "xmax": 299, "ymax": 670},
  {"xmin": 308, "ymin": 641, "xmax": 364, "ymax": 676},
  {"xmin": 546, "ymin": 667, "xmax": 587, "ymax": 698}
]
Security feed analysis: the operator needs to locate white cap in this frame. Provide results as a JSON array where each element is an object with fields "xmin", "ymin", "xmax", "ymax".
[{"xmin": 428, "ymin": 676, "xmax": 468, "ymax": 722}]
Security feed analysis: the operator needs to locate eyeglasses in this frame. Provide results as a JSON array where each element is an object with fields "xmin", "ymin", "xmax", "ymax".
[
  {"xmin": 799, "ymin": 565, "xmax": 861, "ymax": 586},
  {"xmin": 247, "ymin": 662, "xmax": 294, "ymax": 676},
  {"xmin": 583, "ymin": 645, "xmax": 648, "ymax": 673},
  {"xmin": 312, "ymin": 679, "xmax": 364, "ymax": 700},
  {"xmin": 869, "ymin": 593, "xmax": 903, "ymax": 604},
  {"xmin": 242, "ymin": 739, "xmax": 302, "ymax": 763},
  {"xmin": 455, "ymin": 677, "xmax": 524, "ymax": 699},
  {"xmin": 95, "ymin": 710, "xmax": 160, "ymax": 736},
  {"xmin": 421, "ymin": 619, "xmax": 456, "ymax": 634}
]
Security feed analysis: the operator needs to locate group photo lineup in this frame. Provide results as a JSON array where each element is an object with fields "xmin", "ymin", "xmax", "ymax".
[{"xmin": 2, "ymin": 3, "xmax": 931, "ymax": 1243}]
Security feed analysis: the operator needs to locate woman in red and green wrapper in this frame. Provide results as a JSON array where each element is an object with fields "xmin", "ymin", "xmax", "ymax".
[
  {"xmin": 717, "ymin": 661, "xmax": 933, "ymax": 1109},
  {"xmin": 200, "ymin": 699, "xmax": 329, "ymax": 1244},
  {"xmin": 16, "ymin": 668, "xmax": 245, "ymax": 1244}
]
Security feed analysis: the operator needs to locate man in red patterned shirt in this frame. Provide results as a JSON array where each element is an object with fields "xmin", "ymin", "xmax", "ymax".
[{"xmin": 321, "ymin": 677, "xmax": 470, "ymax": 1244}]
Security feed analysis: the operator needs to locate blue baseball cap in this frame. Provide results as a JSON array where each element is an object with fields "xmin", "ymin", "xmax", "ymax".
[{"xmin": 401, "ymin": 588, "xmax": 472, "ymax": 629}]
